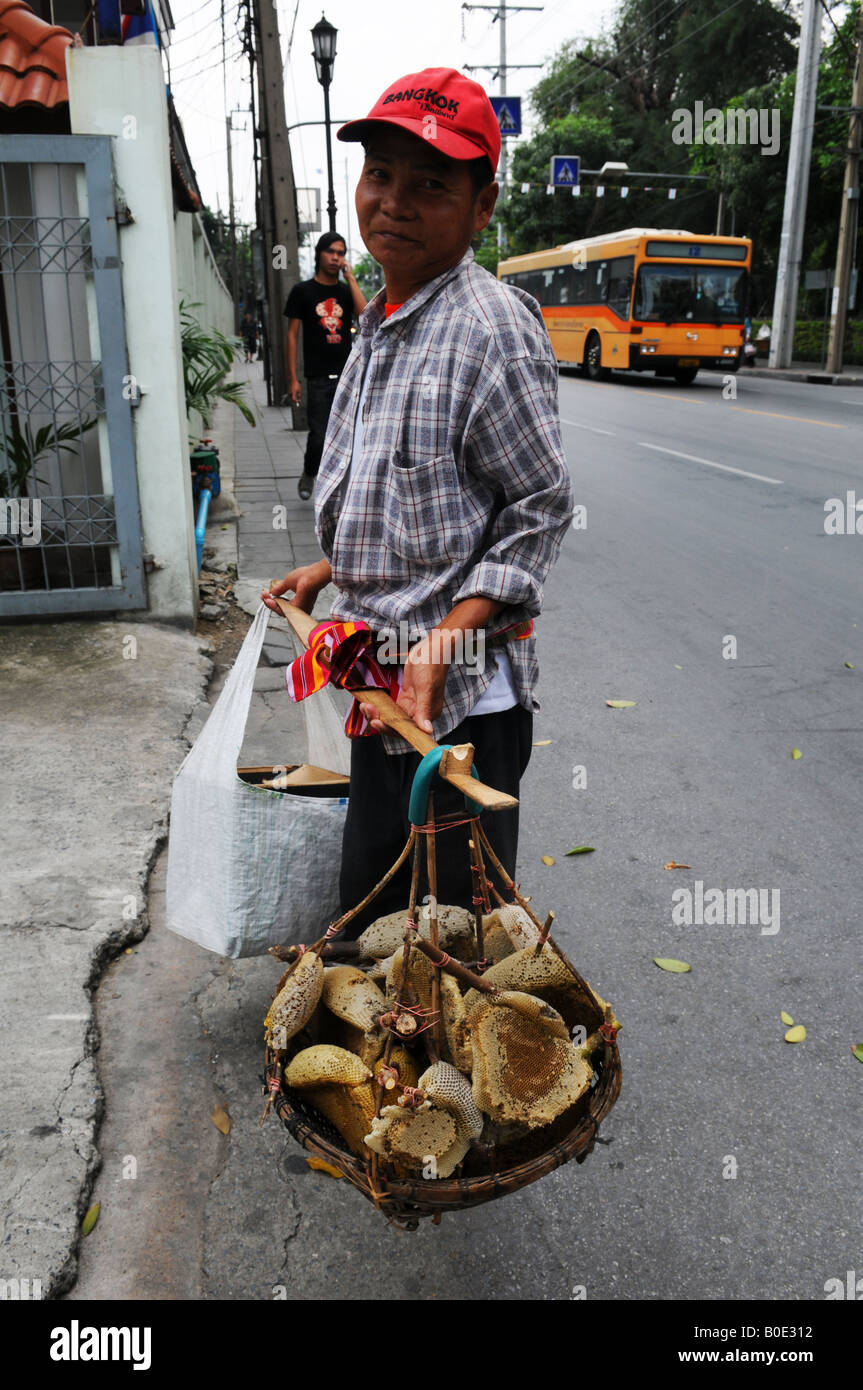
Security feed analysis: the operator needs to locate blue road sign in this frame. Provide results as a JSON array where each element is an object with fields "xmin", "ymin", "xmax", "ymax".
[
  {"xmin": 550, "ymin": 155, "xmax": 581, "ymax": 188},
  {"xmin": 490, "ymin": 96, "xmax": 522, "ymax": 136}
]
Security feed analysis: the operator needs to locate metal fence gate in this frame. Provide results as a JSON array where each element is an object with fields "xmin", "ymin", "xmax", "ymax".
[{"xmin": 0, "ymin": 135, "xmax": 146, "ymax": 616}]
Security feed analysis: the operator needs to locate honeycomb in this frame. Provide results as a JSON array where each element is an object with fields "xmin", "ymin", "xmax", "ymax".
[
  {"xmin": 304, "ymin": 1080, "xmax": 378, "ymax": 1158},
  {"xmin": 418, "ymin": 1061, "xmax": 483, "ymax": 1140},
  {"xmin": 264, "ymin": 951, "xmax": 324, "ymax": 1049},
  {"xmin": 439, "ymin": 973, "xmax": 472, "ymax": 1073},
  {"xmin": 373, "ymin": 1045, "xmax": 420, "ymax": 1096},
  {"xmin": 463, "ymin": 946, "xmax": 605, "ymax": 1033},
  {"xmin": 470, "ymin": 997, "xmax": 593, "ymax": 1128},
  {"xmin": 386, "ymin": 943, "xmax": 435, "ymax": 1008},
  {"xmin": 488, "ymin": 989, "xmax": 570, "ymax": 1039},
  {"xmin": 364, "ymin": 1104, "xmax": 469, "ymax": 1178},
  {"xmin": 358, "ymin": 906, "xmax": 475, "ymax": 963},
  {"xmin": 284, "ymin": 1044, "xmax": 371, "ymax": 1089},
  {"xmin": 322, "ymin": 965, "xmax": 387, "ymax": 1031},
  {"xmin": 482, "ymin": 904, "xmax": 541, "ymax": 962}
]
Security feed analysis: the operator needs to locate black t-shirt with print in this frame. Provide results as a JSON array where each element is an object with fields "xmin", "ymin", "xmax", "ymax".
[{"xmin": 284, "ymin": 277, "xmax": 354, "ymax": 379}]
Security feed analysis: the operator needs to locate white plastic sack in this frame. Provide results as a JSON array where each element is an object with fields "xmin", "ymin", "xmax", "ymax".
[{"xmin": 165, "ymin": 604, "xmax": 349, "ymax": 957}]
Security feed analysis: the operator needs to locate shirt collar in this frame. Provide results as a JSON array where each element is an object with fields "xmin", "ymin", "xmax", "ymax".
[{"xmin": 358, "ymin": 247, "xmax": 475, "ymax": 339}]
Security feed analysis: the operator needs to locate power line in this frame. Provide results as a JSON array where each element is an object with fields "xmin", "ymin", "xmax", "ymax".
[
  {"xmin": 819, "ymin": 0, "xmax": 856, "ymax": 62},
  {"xmin": 532, "ymin": 0, "xmax": 748, "ymax": 115}
]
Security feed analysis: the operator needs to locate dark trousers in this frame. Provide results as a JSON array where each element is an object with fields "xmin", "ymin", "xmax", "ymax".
[
  {"xmin": 338, "ymin": 704, "xmax": 533, "ymax": 938},
  {"xmin": 304, "ymin": 376, "xmax": 339, "ymax": 477}
]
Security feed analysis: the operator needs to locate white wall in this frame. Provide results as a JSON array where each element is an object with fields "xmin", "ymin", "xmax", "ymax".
[{"xmin": 66, "ymin": 45, "xmax": 200, "ymax": 625}]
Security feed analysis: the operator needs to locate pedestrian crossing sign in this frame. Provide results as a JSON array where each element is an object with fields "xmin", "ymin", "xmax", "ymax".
[
  {"xmin": 550, "ymin": 156, "xmax": 581, "ymax": 188},
  {"xmin": 490, "ymin": 96, "xmax": 522, "ymax": 136}
]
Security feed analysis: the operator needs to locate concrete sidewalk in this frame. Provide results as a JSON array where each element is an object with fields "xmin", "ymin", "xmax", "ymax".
[
  {"xmin": 743, "ymin": 359, "xmax": 863, "ymax": 386},
  {"xmin": 0, "ymin": 618, "xmax": 211, "ymax": 1297}
]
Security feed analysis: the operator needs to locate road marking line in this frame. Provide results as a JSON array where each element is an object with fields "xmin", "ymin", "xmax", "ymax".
[
  {"xmin": 641, "ymin": 390, "xmax": 705, "ymax": 405},
  {"xmin": 638, "ymin": 441, "xmax": 784, "ymax": 485},
  {"xmin": 730, "ymin": 406, "xmax": 843, "ymax": 428},
  {"xmin": 560, "ymin": 418, "xmax": 615, "ymax": 435}
]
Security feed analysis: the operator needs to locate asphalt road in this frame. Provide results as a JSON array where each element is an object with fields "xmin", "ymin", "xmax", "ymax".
[
  {"xmin": 70, "ymin": 367, "xmax": 863, "ymax": 1307},
  {"xmin": 515, "ymin": 366, "xmax": 863, "ymax": 1299}
]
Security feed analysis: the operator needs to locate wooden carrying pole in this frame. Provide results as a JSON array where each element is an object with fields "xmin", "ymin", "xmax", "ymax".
[{"xmin": 272, "ymin": 598, "xmax": 518, "ymax": 813}]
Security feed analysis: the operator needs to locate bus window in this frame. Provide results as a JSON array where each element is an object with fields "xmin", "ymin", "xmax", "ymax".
[
  {"xmin": 633, "ymin": 263, "xmax": 747, "ymax": 323},
  {"xmin": 606, "ymin": 256, "xmax": 635, "ymax": 318}
]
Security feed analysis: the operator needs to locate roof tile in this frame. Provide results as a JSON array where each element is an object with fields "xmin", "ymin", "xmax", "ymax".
[{"xmin": 0, "ymin": 0, "xmax": 73, "ymax": 110}]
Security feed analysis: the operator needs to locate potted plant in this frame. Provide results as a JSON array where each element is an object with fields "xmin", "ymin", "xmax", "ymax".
[
  {"xmin": 1, "ymin": 417, "xmax": 97, "ymax": 591},
  {"xmin": 180, "ymin": 299, "xmax": 256, "ymax": 435}
]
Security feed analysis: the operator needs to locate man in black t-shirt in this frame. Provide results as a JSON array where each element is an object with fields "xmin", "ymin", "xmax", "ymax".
[{"xmin": 285, "ymin": 231, "xmax": 367, "ymax": 499}]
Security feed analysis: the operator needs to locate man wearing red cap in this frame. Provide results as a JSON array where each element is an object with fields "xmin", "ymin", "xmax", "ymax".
[{"xmin": 263, "ymin": 69, "xmax": 573, "ymax": 931}]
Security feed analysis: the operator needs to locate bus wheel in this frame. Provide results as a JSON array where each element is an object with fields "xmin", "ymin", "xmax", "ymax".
[
  {"xmin": 583, "ymin": 332, "xmax": 609, "ymax": 381},
  {"xmin": 673, "ymin": 365, "xmax": 699, "ymax": 385}
]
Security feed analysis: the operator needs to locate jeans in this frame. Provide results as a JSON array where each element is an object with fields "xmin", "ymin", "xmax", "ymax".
[
  {"xmin": 338, "ymin": 703, "xmax": 534, "ymax": 938},
  {"xmin": 304, "ymin": 376, "xmax": 339, "ymax": 477}
]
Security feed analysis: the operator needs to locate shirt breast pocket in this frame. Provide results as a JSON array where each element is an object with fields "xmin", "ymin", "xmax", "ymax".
[{"xmin": 383, "ymin": 449, "xmax": 475, "ymax": 565}]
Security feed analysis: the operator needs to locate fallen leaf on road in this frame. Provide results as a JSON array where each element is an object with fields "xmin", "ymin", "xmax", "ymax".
[
  {"xmin": 532, "ymin": 739, "xmax": 553, "ymax": 746},
  {"xmin": 851, "ymin": 1044, "xmax": 863, "ymax": 1064},
  {"xmin": 566, "ymin": 845, "xmax": 594, "ymax": 855},
  {"xmin": 845, "ymin": 662, "xmax": 855, "ymax": 670},
  {"xmin": 654, "ymin": 958, "xmax": 691, "ymax": 973},
  {"xmin": 606, "ymin": 699, "xmax": 637, "ymax": 709},
  {"xmin": 780, "ymin": 1011, "xmax": 794, "ymax": 1026},
  {"xmin": 792, "ymin": 748, "xmax": 802, "ymax": 760},
  {"xmin": 784, "ymin": 1025, "xmax": 806, "ymax": 1043},
  {"xmin": 664, "ymin": 861, "xmax": 691, "ymax": 870},
  {"xmin": 82, "ymin": 1203, "xmax": 100, "ymax": 1236},
  {"xmin": 674, "ymin": 664, "xmax": 683, "ymax": 670},
  {"xmin": 306, "ymin": 1157, "xmax": 344, "ymax": 1178},
  {"xmin": 541, "ymin": 855, "xmax": 555, "ymax": 866},
  {"xmin": 211, "ymin": 1104, "xmax": 231, "ymax": 1135}
]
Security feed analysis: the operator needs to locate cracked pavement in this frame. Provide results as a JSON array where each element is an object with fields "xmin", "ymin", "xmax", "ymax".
[{"xmin": 0, "ymin": 619, "xmax": 211, "ymax": 1296}]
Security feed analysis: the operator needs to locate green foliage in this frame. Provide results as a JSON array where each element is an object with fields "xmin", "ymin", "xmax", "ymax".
[
  {"xmin": 500, "ymin": 0, "xmax": 862, "ymax": 359},
  {"xmin": 753, "ymin": 319, "xmax": 863, "ymax": 367},
  {"xmin": 179, "ymin": 299, "xmax": 256, "ymax": 429},
  {"xmin": 200, "ymin": 206, "xmax": 256, "ymax": 313},
  {"xmin": 0, "ymin": 417, "xmax": 96, "ymax": 498},
  {"xmin": 500, "ymin": 114, "xmax": 634, "ymax": 255},
  {"xmin": 351, "ymin": 252, "xmax": 384, "ymax": 300},
  {"xmin": 471, "ymin": 222, "xmax": 501, "ymax": 274}
]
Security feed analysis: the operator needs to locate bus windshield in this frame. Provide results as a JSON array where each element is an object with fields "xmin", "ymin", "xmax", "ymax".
[{"xmin": 633, "ymin": 263, "xmax": 747, "ymax": 324}]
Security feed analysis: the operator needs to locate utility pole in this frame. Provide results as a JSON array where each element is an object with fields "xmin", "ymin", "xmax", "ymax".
[
  {"xmin": 769, "ymin": 0, "xmax": 822, "ymax": 369},
  {"xmin": 226, "ymin": 114, "xmax": 239, "ymax": 333},
  {"xmin": 462, "ymin": 2, "xmax": 543, "ymax": 253},
  {"xmin": 252, "ymin": 0, "xmax": 301, "ymax": 409},
  {"xmin": 826, "ymin": 13, "xmax": 863, "ymax": 374}
]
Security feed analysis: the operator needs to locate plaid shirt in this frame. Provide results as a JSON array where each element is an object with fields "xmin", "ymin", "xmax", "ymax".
[{"xmin": 315, "ymin": 247, "xmax": 574, "ymax": 753}]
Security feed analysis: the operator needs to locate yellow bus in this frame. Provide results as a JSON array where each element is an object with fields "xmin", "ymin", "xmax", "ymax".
[{"xmin": 498, "ymin": 228, "xmax": 752, "ymax": 385}]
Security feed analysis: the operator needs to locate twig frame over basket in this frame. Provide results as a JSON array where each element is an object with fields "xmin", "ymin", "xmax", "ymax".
[{"xmin": 261, "ymin": 600, "xmax": 622, "ymax": 1230}]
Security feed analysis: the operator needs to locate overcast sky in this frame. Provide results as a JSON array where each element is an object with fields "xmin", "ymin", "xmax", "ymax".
[{"xmin": 166, "ymin": 0, "xmax": 617, "ymax": 271}]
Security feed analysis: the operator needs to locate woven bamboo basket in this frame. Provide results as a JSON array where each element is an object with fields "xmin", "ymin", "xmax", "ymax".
[
  {"xmin": 265, "ymin": 1031, "xmax": 620, "ymax": 1228},
  {"xmin": 260, "ymin": 598, "xmax": 622, "ymax": 1228}
]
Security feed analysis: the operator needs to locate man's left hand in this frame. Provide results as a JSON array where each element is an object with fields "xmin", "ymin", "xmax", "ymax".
[{"xmin": 358, "ymin": 629, "xmax": 454, "ymax": 736}]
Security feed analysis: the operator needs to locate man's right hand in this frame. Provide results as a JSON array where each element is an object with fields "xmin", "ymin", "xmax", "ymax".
[
  {"xmin": 261, "ymin": 560, "xmax": 331, "ymax": 615},
  {"xmin": 289, "ymin": 377, "xmax": 302, "ymax": 406}
]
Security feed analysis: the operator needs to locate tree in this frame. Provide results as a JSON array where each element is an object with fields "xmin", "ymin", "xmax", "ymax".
[{"xmin": 351, "ymin": 251, "xmax": 384, "ymax": 300}]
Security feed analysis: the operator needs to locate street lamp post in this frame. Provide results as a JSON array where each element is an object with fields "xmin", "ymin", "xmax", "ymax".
[{"xmin": 311, "ymin": 15, "xmax": 338, "ymax": 233}]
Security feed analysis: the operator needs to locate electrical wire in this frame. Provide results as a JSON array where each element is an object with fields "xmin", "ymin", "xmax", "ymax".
[
  {"xmin": 532, "ymin": 0, "xmax": 748, "ymax": 115},
  {"xmin": 819, "ymin": 0, "xmax": 857, "ymax": 64}
]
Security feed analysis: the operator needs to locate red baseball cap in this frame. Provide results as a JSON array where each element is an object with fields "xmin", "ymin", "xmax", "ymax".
[{"xmin": 337, "ymin": 67, "xmax": 501, "ymax": 170}]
